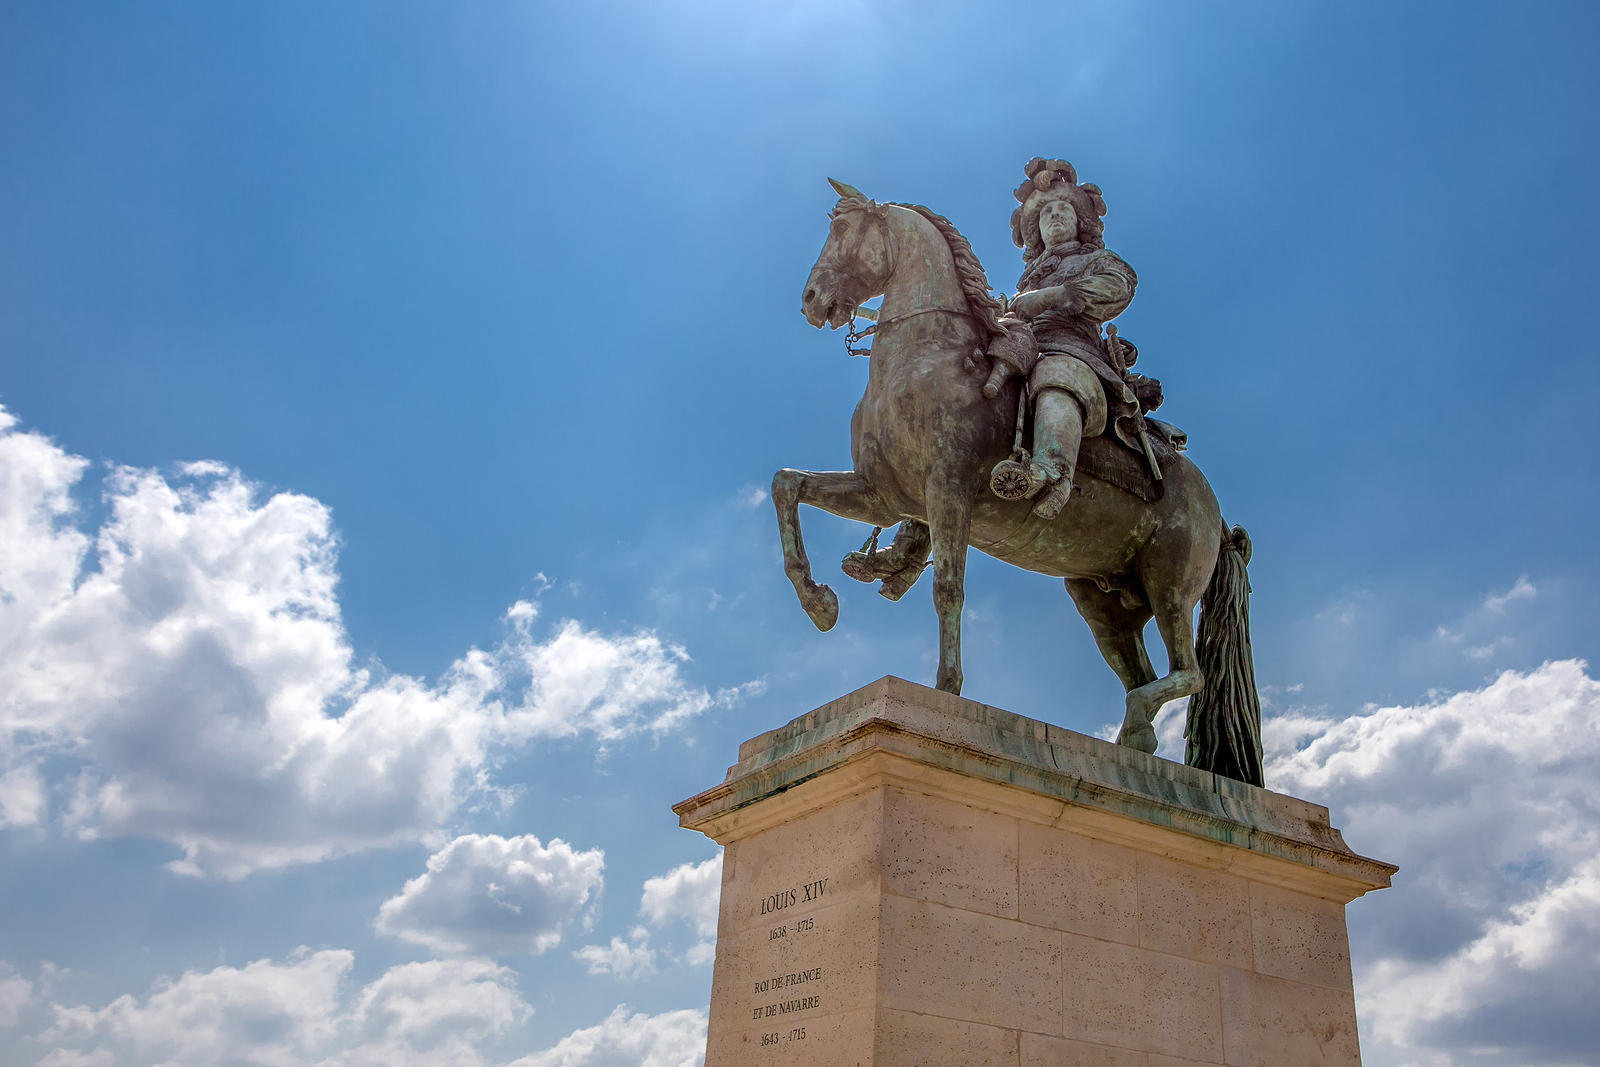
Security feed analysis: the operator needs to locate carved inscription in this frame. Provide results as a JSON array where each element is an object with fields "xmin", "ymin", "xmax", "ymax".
[
  {"xmin": 760, "ymin": 1028, "xmax": 806, "ymax": 1046},
  {"xmin": 750, "ymin": 967, "xmax": 823, "ymax": 1018},
  {"xmin": 751, "ymin": 877, "xmax": 828, "ymax": 1030},
  {"xmin": 749, "ymin": 994, "xmax": 821, "ymax": 1020},
  {"xmin": 767, "ymin": 916, "xmax": 814, "ymax": 942},
  {"xmin": 761, "ymin": 888, "xmax": 796, "ymax": 915},
  {"xmin": 752, "ymin": 968, "xmax": 822, "ymax": 996},
  {"xmin": 759, "ymin": 877, "xmax": 828, "ymax": 915}
]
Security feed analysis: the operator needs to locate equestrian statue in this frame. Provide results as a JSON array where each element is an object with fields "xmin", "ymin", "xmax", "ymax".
[{"xmin": 775, "ymin": 157, "xmax": 1264, "ymax": 786}]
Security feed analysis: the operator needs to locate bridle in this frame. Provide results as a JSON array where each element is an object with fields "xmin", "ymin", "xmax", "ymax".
[
  {"xmin": 826, "ymin": 200, "xmax": 977, "ymax": 357},
  {"xmin": 845, "ymin": 305, "xmax": 984, "ymax": 358}
]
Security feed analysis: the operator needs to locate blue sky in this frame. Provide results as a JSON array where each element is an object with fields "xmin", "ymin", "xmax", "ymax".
[{"xmin": 0, "ymin": 2, "xmax": 1597, "ymax": 1065}]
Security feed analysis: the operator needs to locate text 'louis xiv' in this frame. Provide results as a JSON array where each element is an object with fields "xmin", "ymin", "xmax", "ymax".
[{"xmin": 759, "ymin": 877, "xmax": 828, "ymax": 916}]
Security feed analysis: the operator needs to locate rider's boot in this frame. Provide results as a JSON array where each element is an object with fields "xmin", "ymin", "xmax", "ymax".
[
  {"xmin": 840, "ymin": 520, "xmax": 932, "ymax": 601},
  {"xmin": 1028, "ymin": 389, "xmax": 1086, "ymax": 520}
]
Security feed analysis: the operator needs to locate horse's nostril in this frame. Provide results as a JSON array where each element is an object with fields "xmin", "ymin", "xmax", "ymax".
[{"xmin": 804, "ymin": 288, "xmax": 816, "ymax": 304}]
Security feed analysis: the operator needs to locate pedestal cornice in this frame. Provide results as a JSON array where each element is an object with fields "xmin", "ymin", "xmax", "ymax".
[{"xmin": 674, "ymin": 675, "xmax": 1394, "ymax": 903}]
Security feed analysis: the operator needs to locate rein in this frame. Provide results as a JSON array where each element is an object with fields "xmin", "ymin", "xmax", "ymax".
[
  {"xmin": 830, "ymin": 201, "xmax": 975, "ymax": 357},
  {"xmin": 845, "ymin": 305, "xmax": 976, "ymax": 357}
]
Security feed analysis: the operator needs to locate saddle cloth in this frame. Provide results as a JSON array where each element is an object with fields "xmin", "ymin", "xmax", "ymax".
[{"xmin": 1077, "ymin": 426, "xmax": 1180, "ymax": 504}]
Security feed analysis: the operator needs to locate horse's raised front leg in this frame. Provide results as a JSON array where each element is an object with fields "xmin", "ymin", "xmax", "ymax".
[
  {"xmin": 925, "ymin": 477, "xmax": 974, "ymax": 694},
  {"xmin": 771, "ymin": 469, "xmax": 895, "ymax": 633}
]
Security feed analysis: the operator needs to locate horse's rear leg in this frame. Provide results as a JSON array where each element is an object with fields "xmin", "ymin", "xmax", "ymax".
[
  {"xmin": 771, "ymin": 469, "xmax": 894, "ymax": 632},
  {"xmin": 925, "ymin": 478, "xmax": 974, "ymax": 694},
  {"xmin": 1065, "ymin": 576, "xmax": 1157, "ymax": 696},
  {"xmin": 1117, "ymin": 593, "xmax": 1205, "ymax": 755}
]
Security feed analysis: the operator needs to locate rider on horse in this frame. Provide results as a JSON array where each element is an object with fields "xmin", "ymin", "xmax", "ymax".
[
  {"xmin": 988, "ymin": 157, "xmax": 1163, "ymax": 519},
  {"xmin": 841, "ymin": 157, "xmax": 1171, "ymax": 596},
  {"xmin": 793, "ymin": 165, "xmax": 1259, "ymax": 780}
]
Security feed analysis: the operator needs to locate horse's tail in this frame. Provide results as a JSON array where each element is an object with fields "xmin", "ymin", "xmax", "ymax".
[{"xmin": 1186, "ymin": 525, "xmax": 1264, "ymax": 787}]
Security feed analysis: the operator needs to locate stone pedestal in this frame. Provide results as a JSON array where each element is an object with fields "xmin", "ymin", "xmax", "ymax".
[{"xmin": 673, "ymin": 677, "xmax": 1396, "ymax": 1067}]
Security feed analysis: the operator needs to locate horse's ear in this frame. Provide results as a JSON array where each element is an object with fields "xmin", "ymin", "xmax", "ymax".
[{"xmin": 828, "ymin": 178, "xmax": 866, "ymax": 200}]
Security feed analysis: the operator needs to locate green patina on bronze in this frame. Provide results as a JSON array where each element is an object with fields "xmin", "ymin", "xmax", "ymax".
[{"xmin": 780, "ymin": 159, "xmax": 1264, "ymax": 785}]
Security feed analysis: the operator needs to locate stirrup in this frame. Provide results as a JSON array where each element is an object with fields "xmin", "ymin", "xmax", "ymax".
[{"xmin": 989, "ymin": 458, "xmax": 1033, "ymax": 500}]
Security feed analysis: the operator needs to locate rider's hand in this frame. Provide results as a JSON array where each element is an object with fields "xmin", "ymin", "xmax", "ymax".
[
  {"xmin": 1009, "ymin": 289, "xmax": 1047, "ymax": 319},
  {"xmin": 1012, "ymin": 285, "xmax": 1081, "ymax": 320}
]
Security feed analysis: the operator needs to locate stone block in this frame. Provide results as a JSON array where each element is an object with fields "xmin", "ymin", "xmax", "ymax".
[
  {"xmin": 1022, "ymin": 1032, "xmax": 1152, "ymax": 1066},
  {"xmin": 710, "ymin": 1006, "xmax": 874, "ymax": 1067},
  {"xmin": 877, "ymin": 1009, "xmax": 1020, "ymax": 1067},
  {"xmin": 879, "ymin": 894, "xmax": 1062, "ymax": 1034},
  {"xmin": 883, "ymin": 788, "xmax": 1019, "ymax": 919},
  {"xmin": 706, "ymin": 893, "xmax": 876, "ymax": 1038},
  {"xmin": 1063, "ymin": 934, "xmax": 1221, "ymax": 1061},
  {"xmin": 1019, "ymin": 821, "xmax": 1139, "ymax": 944},
  {"xmin": 1220, "ymin": 967, "xmax": 1362, "ymax": 1067},
  {"xmin": 716, "ymin": 788, "xmax": 882, "ymax": 940},
  {"xmin": 1248, "ymin": 882, "xmax": 1354, "ymax": 991},
  {"xmin": 1136, "ymin": 853, "xmax": 1253, "ymax": 969}
]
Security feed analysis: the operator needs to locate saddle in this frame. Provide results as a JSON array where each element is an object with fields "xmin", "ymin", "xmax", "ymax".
[{"xmin": 1077, "ymin": 419, "xmax": 1185, "ymax": 504}]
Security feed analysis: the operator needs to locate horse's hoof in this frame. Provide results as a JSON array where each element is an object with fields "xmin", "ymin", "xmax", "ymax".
[
  {"xmin": 1117, "ymin": 721, "xmax": 1157, "ymax": 754},
  {"xmin": 803, "ymin": 583, "xmax": 839, "ymax": 632},
  {"xmin": 936, "ymin": 668, "xmax": 963, "ymax": 694}
]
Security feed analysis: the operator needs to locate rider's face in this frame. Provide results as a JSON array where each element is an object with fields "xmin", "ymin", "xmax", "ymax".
[{"xmin": 1038, "ymin": 198, "xmax": 1078, "ymax": 249}]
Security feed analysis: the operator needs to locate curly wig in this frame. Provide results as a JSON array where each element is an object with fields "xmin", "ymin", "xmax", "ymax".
[{"xmin": 1008, "ymin": 157, "xmax": 1108, "ymax": 261}]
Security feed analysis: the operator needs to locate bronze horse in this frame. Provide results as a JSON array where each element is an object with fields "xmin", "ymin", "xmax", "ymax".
[{"xmin": 775, "ymin": 184, "xmax": 1263, "ymax": 784}]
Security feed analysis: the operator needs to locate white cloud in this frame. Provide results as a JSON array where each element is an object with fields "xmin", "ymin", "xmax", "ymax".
[
  {"xmin": 1357, "ymin": 856, "xmax": 1600, "ymax": 1067},
  {"xmin": 573, "ymin": 928, "xmax": 658, "ymax": 981},
  {"xmin": 1483, "ymin": 575, "xmax": 1537, "ymax": 611},
  {"xmin": 38, "ymin": 949, "xmax": 353, "ymax": 1067},
  {"xmin": 1151, "ymin": 697, "xmax": 1188, "ymax": 762},
  {"xmin": 681, "ymin": 942, "xmax": 716, "ymax": 967},
  {"xmin": 1091, "ymin": 699, "xmax": 1187, "ymax": 763},
  {"xmin": 339, "ymin": 958, "xmax": 531, "ymax": 1067},
  {"xmin": 0, "ymin": 962, "xmax": 34, "ymax": 1027},
  {"xmin": 376, "ymin": 834, "xmax": 605, "ymax": 957},
  {"xmin": 573, "ymin": 853, "xmax": 729, "ymax": 976},
  {"xmin": 0, "ymin": 765, "xmax": 44, "ymax": 828},
  {"xmin": 31, "ymin": 952, "xmax": 702, "ymax": 1067},
  {"xmin": 507, "ymin": 1005, "xmax": 706, "ymax": 1067},
  {"xmin": 1433, "ymin": 577, "xmax": 1541, "ymax": 665},
  {"xmin": 0, "ymin": 407, "xmax": 90, "ymax": 649},
  {"xmin": 34, "ymin": 949, "xmax": 528, "ymax": 1067},
  {"xmin": 638, "ymin": 853, "xmax": 722, "ymax": 965},
  {"xmin": 501, "ymin": 621, "xmax": 709, "ymax": 743},
  {"xmin": 1267, "ymin": 659, "xmax": 1600, "ymax": 1066},
  {"xmin": 0, "ymin": 406, "xmax": 724, "ymax": 878}
]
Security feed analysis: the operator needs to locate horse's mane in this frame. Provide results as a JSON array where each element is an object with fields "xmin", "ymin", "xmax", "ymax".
[{"xmin": 891, "ymin": 203, "xmax": 1006, "ymax": 338}]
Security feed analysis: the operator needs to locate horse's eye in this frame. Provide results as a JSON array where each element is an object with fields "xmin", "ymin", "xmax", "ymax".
[{"xmin": 831, "ymin": 219, "xmax": 848, "ymax": 234}]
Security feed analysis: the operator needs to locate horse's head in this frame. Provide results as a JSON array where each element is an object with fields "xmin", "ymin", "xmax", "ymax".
[{"xmin": 801, "ymin": 179, "xmax": 894, "ymax": 330}]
